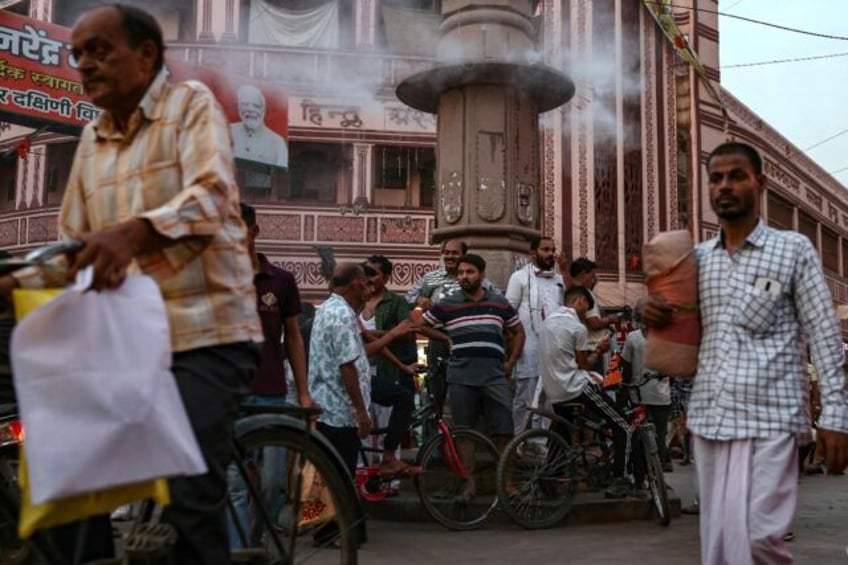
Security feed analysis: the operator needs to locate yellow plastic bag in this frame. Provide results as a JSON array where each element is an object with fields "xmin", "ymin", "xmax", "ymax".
[
  {"xmin": 12, "ymin": 288, "xmax": 63, "ymax": 321},
  {"xmin": 12, "ymin": 287, "xmax": 171, "ymax": 537},
  {"xmin": 18, "ymin": 449, "xmax": 170, "ymax": 538}
]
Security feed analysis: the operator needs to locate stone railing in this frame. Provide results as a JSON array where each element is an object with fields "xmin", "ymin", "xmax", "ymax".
[
  {"xmin": 0, "ymin": 206, "xmax": 60, "ymax": 249},
  {"xmin": 0, "ymin": 204, "xmax": 441, "ymax": 298},
  {"xmin": 168, "ymin": 43, "xmax": 434, "ymax": 96},
  {"xmin": 0, "ymin": 203, "xmax": 439, "ymax": 251},
  {"xmin": 255, "ymin": 204, "xmax": 440, "ymax": 297}
]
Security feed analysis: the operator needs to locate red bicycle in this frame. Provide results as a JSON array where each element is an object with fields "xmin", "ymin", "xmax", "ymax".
[{"xmin": 355, "ymin": 363, "xmax": 499, "ymax": 531}]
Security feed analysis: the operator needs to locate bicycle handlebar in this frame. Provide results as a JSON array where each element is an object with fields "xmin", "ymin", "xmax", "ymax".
[
  {"xmin": 0, "ymin": 239, "xmax": 84, "ymax": 275},
  {"xmin": 619, "ymin": 373, "xmax": 666, "ymax": 390}
]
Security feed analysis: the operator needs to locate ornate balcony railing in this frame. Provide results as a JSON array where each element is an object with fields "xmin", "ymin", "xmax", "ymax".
[
  {"xmin": 0, "ymin": 204, "xmax": 441, "ymax": 298},
  {"xmin": 168, "ymin": 43, "xmax": 434, "ymax": 96}
]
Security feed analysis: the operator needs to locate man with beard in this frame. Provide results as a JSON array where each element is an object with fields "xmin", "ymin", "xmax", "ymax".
[
  {"xmin": 505, "ymin": 236, "xmax": 563, "ymax": 434},
  {"xmin": 640, "ymin": 142, "xmax": 848, "ymax": 564},
  {"xmin": 406, "ymin": 239, "xmax": 499, "ymax": 308},
  {"xmin": 406, "ymin": 239, "xmax": 499, "ymax": 410},
  {"xmin": 421, "ymin": 254, "xmax": 524, "ymax": 457}
]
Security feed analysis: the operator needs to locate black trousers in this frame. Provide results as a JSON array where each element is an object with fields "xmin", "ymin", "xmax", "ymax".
[
  {"xmin": 48, "ymin": 516, "xmax": 114, "ymax": 563},
  {"xmin": 552, "ymin": 383, "xmax": 632, "ymax": 478},
  {"xmin": 159, "ymin": 342, "xmax": 258, "ymax": 564},
  {"xmin": 370, "ymin": 375, "xmax": 414, "ymax": 453},
  {"xmin": 315, "ymin": 422, "xmax": 359, "ymax": 477},
  {"xmin": 313, "ymin": 422, "xmax": 360, "ymax": 545},
  {"xmin": 645, "ymin": 404, "xmax": 671, "ymax": 465}
]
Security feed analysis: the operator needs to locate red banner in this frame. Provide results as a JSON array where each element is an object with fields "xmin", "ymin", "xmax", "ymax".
[
  {"xmin": 0, "ymin": 10, "xmax": 288, "ymax": 159},
  {"xmin": 0, "ymin": 11, "xmax": 93, "ymax": 126}
]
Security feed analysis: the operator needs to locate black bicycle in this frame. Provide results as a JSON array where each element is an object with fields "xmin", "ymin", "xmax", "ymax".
[
  {"xmin": 0, "ymin": 241, "xmax": 364, "ymax": 565},
  {"xmin": 496, "ymin": 377, "xmax": 671, "ymax": 529}
]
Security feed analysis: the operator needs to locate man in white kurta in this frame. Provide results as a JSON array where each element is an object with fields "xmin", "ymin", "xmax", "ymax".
[
  {"xmin": 641, "ymin": 142, "xmax": 848, "ymax": 565},
  {"xmin": 505, "ymin": 236, "xmax": 563, "ymax": 434}
]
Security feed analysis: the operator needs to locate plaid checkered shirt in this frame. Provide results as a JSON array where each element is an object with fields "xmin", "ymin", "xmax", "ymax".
[
  {"xmin": 688, "ymin": 220, "xmax": 848, "ymax": 439},
  {"xmin": 15, "ymin": 70, "xmax": 262, "ymax": 353}
]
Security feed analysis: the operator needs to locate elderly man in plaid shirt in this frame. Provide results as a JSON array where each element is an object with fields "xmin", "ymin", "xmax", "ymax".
[{"xmin": 641, "ymin": 142, "xmax": 848, "ymax": 565}]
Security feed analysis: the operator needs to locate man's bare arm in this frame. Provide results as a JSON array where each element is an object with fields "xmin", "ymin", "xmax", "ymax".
[
  {"xmin": 503, "ymin": 323, "xmax": 526, "ymax": 377},
  {"xmin": 283, "ymin": 315, "xmax": 314, "ymax": 408},
  {"xmin": 339, "ymin": 360, "xmax": 370, "ymax": 438}
]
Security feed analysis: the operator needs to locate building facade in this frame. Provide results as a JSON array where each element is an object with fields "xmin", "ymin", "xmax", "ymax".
[{"xmin": 2, "ymin": 0, "xmax": 848, "ymax": 317}]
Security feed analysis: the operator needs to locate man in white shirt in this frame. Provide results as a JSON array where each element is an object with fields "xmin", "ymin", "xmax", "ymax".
[
  {"xmin": 569, "ymin": 258, "xmax": 619, "ymax": 371},
  {"xmin": 505, "ymin": 235, "xmax": 563, "ymax": 434},
  {"xmin": 621, "ymin": 324, "xmax": 672, "ymax": 472},
  {"xmin": 540, "ymin": 286, "xmax": 633, "ymax": 499}
]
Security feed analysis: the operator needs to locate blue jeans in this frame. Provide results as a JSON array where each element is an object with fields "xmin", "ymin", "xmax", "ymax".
[{"xmin": 227, "ymin": 395, "xmax": 288, "ymax": 550}]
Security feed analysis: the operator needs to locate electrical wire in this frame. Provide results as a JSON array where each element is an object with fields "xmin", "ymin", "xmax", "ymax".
[
  {"xmin": 645, "ymin": 1, "xmax": 848, "ymax": 41},
  {"xmin": 722, "ymin": 51, "xmax": 848, "ymax": 69},
  {"xmin": 828, "ymin": 165, "xmax": 848, "ymax": 176},
  {"xmin": 805, "ymin": 127, "xmax": 848, "ymax": 152}
]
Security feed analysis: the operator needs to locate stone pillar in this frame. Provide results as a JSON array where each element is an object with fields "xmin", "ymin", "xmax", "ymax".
[
  {"xmin": 16, "ymin": 145, "xmax": 46, "ymax": 210},
  {"xmin": 355, "ymin": 0, "xmax": 378, "ymax": 50},
  {"xmin": 196, "ymin": 0, "xmax": 215, "ymax": 42},
  {"xmin": 352, "ymin": 143, "xmax": 373, "ymax": 205},
  {"xmin": 221, "ymin": 0, "xmax": 239, "ymax": 42},
  {"xmin": 396, "ymin": 1, "xmax": 574, "ymax": 287},
  {"xmin": 29, "ymin": 0, "xmax": 53, "ymax": 22}
]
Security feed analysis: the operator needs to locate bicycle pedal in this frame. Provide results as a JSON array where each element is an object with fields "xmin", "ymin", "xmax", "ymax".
[{"xmin": 123, "ymin": 522, "xmax": 177, "ymax": 562}]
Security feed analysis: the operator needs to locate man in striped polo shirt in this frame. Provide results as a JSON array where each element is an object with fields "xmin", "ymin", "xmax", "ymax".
[{"xmin": 422, "ymin": 254, "xmax": 525, "ymax": 451}]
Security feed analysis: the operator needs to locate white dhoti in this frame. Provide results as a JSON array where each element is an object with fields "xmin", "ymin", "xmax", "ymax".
[
  {"xmin": 694, "ymin": 434, "xmax": 798, "ymax": 565},
  {"xmin": 512, "ymin": 375, "xmax": 539, "ymax": 434}
]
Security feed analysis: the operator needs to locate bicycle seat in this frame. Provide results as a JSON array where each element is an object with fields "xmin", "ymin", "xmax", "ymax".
[
  {"xmin": 239, "ymin": 403, "xmax": 322, "ymax": 419},
  {"xmin": 550, "ymin": 402, "xmax": 585, "ymax": 417}
]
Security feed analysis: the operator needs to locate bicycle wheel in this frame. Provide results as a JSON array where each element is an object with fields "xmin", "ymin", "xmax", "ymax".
[
  {"xmin": 496, "ymin": 429, "xmax": 578, "ymax": 530},
  {"xmin": 230, "ymin": 426, "xmax": 359, "ymax": 565},
  {"xmin": 415, "ymin": 428, "xmax": 499, "ymax": 531},
  {"xmin": 0, "ymin": 475, "xmax": 33, "ymax": 565},
  {"xmin": 0, "ymin": 460, "xmax": 60, "ymax": 564},
  {"xmin": 645, "ymin": 449, "xmax": 671, "ymax": 527}
]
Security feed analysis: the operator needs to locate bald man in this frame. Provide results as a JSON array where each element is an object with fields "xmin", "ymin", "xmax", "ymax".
[
  {"xmin": 308, "ymin": 263, "xmax": 374, "ymax": 474},
  {"xmin": 230, "ymin": 84, "xmax": 288, "ymax": 168}
]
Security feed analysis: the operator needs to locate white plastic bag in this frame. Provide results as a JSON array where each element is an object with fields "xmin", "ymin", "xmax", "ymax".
[{"xmin": 11, "ymin": 273, "xmax": 207, "ymax": 505}]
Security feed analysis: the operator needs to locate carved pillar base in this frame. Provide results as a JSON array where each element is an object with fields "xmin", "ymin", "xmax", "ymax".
[{"xmin": 475, "ymin": 249, "xmax": 521, "ymax": 292}]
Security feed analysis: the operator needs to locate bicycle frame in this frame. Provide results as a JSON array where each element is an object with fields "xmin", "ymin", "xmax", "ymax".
[{"xmin": 355, "ymin": 400, "xmax": 472, "ymax": 503}]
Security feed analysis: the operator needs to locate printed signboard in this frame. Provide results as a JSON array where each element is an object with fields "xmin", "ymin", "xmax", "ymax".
[
  {"xmin": 0, "ymin": 9, "xmax": 288, "ymax": 166},
  {"xmin": 0, "ymin": 12, "xmax": 95, "ymax": 126}
]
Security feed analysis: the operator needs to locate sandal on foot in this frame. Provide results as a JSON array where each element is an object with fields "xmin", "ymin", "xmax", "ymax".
[{"xmin": 379, "ymin": 460, "xmax": 423, "ymax": 477}]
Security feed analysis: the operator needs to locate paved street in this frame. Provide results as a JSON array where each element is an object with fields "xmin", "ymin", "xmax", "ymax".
[{"xmin": 336, "ymin": 464, "xmax": 848, "ymax": 565}]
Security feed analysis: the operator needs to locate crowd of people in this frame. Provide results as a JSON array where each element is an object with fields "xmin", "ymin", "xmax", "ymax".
[{"xmin": 0, "ymin": 4, "xmax": 846, "ymax": 565}]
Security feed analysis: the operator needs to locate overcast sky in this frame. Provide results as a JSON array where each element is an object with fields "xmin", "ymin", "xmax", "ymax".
[{"xmin": 718, "ymin": 0, "xmax": 848, "ymax": 186}]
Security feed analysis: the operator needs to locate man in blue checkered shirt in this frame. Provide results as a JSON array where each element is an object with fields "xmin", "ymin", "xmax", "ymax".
[{"xmin": 641, "ymin": 142, "xmax": 848, "ymax": 564}]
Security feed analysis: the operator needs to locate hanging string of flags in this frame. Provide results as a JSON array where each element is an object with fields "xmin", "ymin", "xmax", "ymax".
[{"xmin": 642, "ymin": 0, "xmax": 729, "ymax": 123}]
